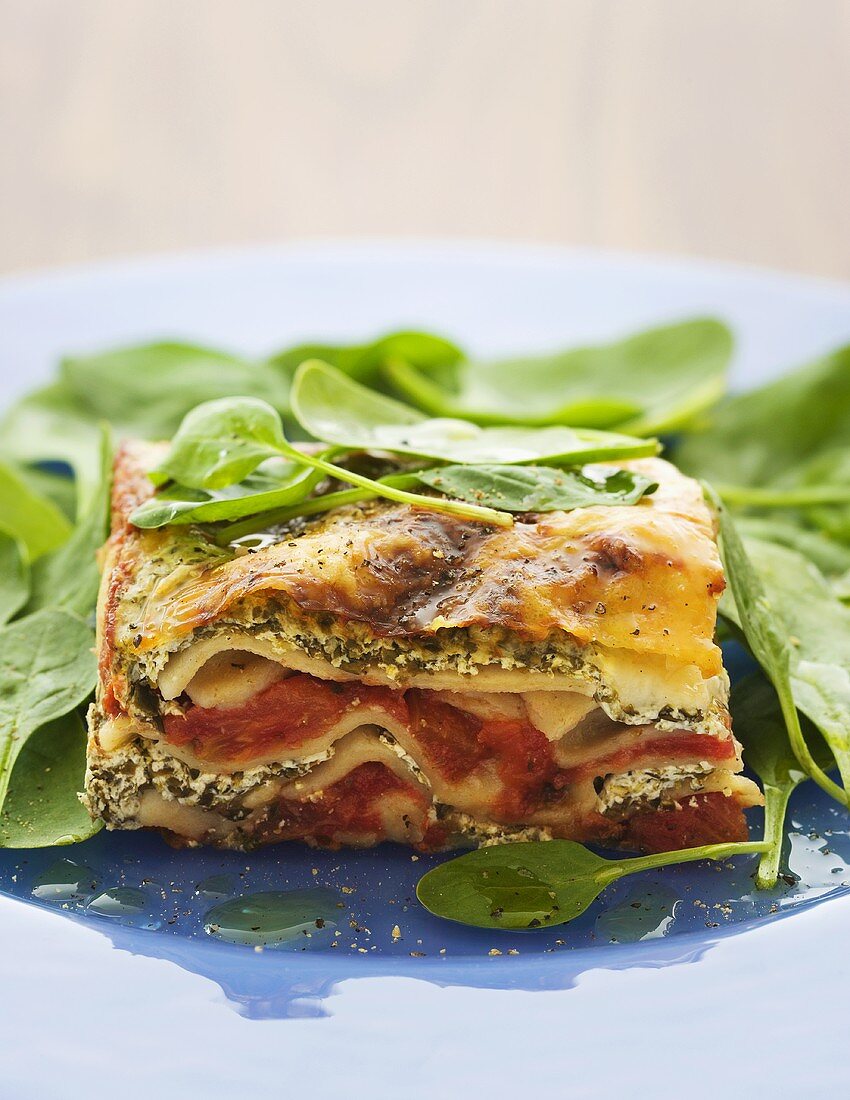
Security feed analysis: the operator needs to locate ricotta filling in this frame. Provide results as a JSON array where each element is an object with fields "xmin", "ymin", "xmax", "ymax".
[
  {"xmin": 84, "ymin": 735, "xmax": 332, "ymax": 825},
  {"xmin": 596, "ymin": 762, "xmax": 715, "ymax": 814}
]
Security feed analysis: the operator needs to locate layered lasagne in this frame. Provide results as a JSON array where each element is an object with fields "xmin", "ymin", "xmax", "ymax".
[{"xmin": 85, "ymin": 442, "xmax": 761, "ymax": 853}]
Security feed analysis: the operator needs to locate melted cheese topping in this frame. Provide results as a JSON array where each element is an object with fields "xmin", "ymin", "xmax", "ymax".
[
  {"xmin": 147, "ymin": 462, "xmax": 722, "ymax": 671},
  {"xmin": 107, "ymin": 443, "xmax": 724, "ymax": 673}
]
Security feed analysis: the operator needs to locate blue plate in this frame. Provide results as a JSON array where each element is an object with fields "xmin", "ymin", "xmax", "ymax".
[{"xmin": 2, "ymin": 243, "xmax": 850, "ymax": 1096}]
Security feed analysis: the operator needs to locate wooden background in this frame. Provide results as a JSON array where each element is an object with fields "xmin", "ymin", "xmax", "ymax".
[{"xmin": 2, "ymin": 0, "xmax": 849, "ymax": 279}]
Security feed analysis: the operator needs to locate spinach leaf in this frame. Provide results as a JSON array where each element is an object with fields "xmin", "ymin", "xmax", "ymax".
[
  {"xmin": 718, "ymin": 484, "xmax": 850, "ymax": 509},
  {"xmin": 417, "ymin": 464, "xmax": 658, "ymax": 512},
  {"xmin": 1, "ymin": 334, "xmax": 459, "ymax": 488},
  {"xmin": 15, "ymin": 465, "xmax": 77, "ymax": 522},
  {"xmin": 0, "ymin": 534, "xmax": 29, "ymax": 624},
  {"xmin": 416, "ymin": 837, "xmax": 765, "ymax": 930},
  {"xmin": 677, "ymin": 344, "xmax": 850, "ymax": 490},
  {"xmin": 132, "ymin": 460, "xmax": 323, "ymax": 528},
  {"xmin": 784, "ymin": 448, "xmax": 850, "ymax": 541},
  {"xmin": 710, "ymin": 490, "xmax": 849, "ymax": 807},
  {"xmin": 61, "ymin": 342, "xmax": 293, "ymax": 439},
  {"xmin": 242, "ymin": 447, "xmax": 512, "ymax": 529},
  {"xmin": 26, "ymin": 430, "xmax": 112, "ymax": 617},
  {"xmin": 0, "ymin": 461, "xmax": 72, "ymax": 560},
  {"xmin": 0, "ymin": 382, "xmax": 99, "ymax": 491},
  {"xmin": 736, "ymin": 516, "xmax": 850, "ymax": 577},
  {"xmin": 150, "ymin": 397, "xmax": 289, "ymax": 490},
  {"xmin": 385, "ymin": 318, "xmax": 731, "ymax": 433},
  {"xmin": 0, "ymin": 712, "xmax": 101, "ymax": 848},
  {"xmin": 269, "ymin": 330, "xmax": 463, "ymax": 391},
  {"xmin": 140, "ymin": 397, "xmax": 514, "ymax": 528},
  {"xmin": 731, "ymin": 673, "xmax": 834, "ymax": 888},
  {"xmin": 291, "ymin": 360, "xmax": 659, "ymax": 465},
  {"xmin": 214, "ymin": 473, "xmax": 425, "ymax": 545},
  {"xmin": 0, "ymin": 343, "xmax": 297, "ymax": 498},
  {"xmin": 0, "ymin": 609, "xmax": 96, "ymax": 811},
  {"xmin": 737, "ymin": 539, "xmax": 850, "ymax": 796}
]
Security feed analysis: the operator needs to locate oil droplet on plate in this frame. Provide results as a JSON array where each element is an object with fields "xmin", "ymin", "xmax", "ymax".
[
  {"xmin": 595, "ymin": 885, "xmax": 681, "ymax": 943},
  {"xmin": 87, "ymin": 887, "xmax": 150, "ymax": 920},
  {"xmin": 204, "ymin": 888, "xmax": 340, "ymax": 948},
  {"xmin": 194, "ymin": 874, "xmax": 235, "ymax": 900},
  {"xmin": 785, "ymin": 830, "xmax": 850, "ymax": 897},
  {"xmin": 31, "ymin": 859, "xmax": 98, "ymax": 904}
]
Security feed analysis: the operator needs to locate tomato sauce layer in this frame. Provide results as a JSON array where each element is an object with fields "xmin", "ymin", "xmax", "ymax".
[
  {"xmin": 163, "ymin": 674, "xmax": 407, "ymax": 763},
  {"xmin": 270, "ymin": 762, "xmax": 429, "ymax": 845},
  {"xmin": 162, "ymin": 670, "xmax": 734, "ymax": 820},
  {"xmin": 622, "ymin": 790, "xmax": 749, "ymax": 851}
]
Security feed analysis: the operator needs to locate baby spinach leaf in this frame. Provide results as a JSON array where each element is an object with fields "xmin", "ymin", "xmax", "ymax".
[
  {"xmin": 214, "ymin": 473, "xmax": 425, "ymax": 544},
  {"xmin": 416, "ymin": 837, "xmax": 766, "ymax": 930},
  {"xmin": 743, "ymin": 536, "xmax": 850, "ymax": 787},
  {"xmin": 0, "ymin": 610, "xmax": 96, "ymax": 811},
  {"xmin": 140, "ymin": 397, "xmax": 514, "ymax": 529},
  {"xmin": 0, "ymin": 383, "xmax": 103, "ymax": 514},
  {"xmin": 276, "ymin": 444, "xmax": 513, "ymax": 528},
  {"xmin": 26, "ymin": 430, "xmax": 112, "ymax": 617},
  {"xmin": 0, "ymin": 534, "xmax": 29, "ymax": 624},
  {"xmin": 418, "ymin": 841, "xmax": 612, "ymax": 929},
  {"xmin": 292, "ymin": 357, "xmax": 426, "ymax": 438},
  {"xmin": 736, "ymin": 516, "xmax": 850, "ymax": 577},
  {"xmin": 385, "ymin": 318, "xmax": 731, "ymax": 433},
  {"xmin": 710, "ymin": 491, "xmax": 849, "ymax": 807},
  {"xmin": 291, "ymin": 360, "xmax": 659, "ymax": 465},
  {"xmin": 0, "ymin": 343, "xmax": 298, "ymax": 496},
  {"xmin": 731, "ymin": 673, "xmax": 834, "ymax": 888},
  {"xmin": 151, "ymin": 397, "xmax": 289, "ymax": 490},
  {"xmin": 677, "ymin": 344, "xmax": 850, "ymax": 489},
  {"xmin": 0, "ymin": 461, "xmax": 72, "ymax": 560},
  {"xmin": 417, "ymin": 464, "xmax": 658, "ymax": 512},
  {"xmin": 269, "ymin": 329, "xmax": 463, "ymax": 391},
  {"xmin": 730, "ymin": 538, "xmax": 850, "ymax": 798},
  {"xmin": 0, "ymin": 712, "xmax": 101, "ymax": 848},
  {"xmin": 131, "ymin": 460, "xmax": 323, "ymax": 528},
  {"xmin": 784, "ymin": 448, "xmax": 850, "ymax": 542},
  {"xmin": 61, "ymin": 341, "xmax": 293, "ymax": 439},
  {"xmin": 15, "ymin": 465, "xmax": 77, "ymax": 522}
]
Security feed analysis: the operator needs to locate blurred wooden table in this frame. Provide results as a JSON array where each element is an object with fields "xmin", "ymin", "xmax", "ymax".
[{"xmin": 1, "ymin": 0, "xmax": 849, "ymax": 279}]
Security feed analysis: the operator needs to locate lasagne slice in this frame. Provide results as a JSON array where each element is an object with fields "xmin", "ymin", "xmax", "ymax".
[{"xmin": 84, "ymin": 442, "xmax": 762, "ymax": 853}]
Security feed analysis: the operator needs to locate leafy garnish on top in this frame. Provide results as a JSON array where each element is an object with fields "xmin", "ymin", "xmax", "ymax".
[
  {"xmin": 291, "ymin": 359, "xmax": 659, "ymax": 465},
  {"xmin": 131, "ymin": 366, "xmax": 660, "ymax": 534}
]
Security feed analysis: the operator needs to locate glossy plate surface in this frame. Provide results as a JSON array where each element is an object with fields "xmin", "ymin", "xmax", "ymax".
[{"xmin": 2, "ymin": 242, "xmax": 850, "ymax": 1097}]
